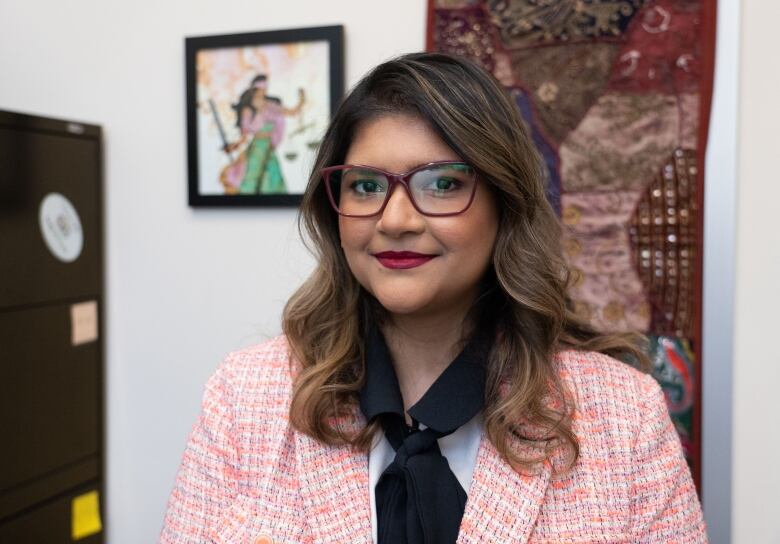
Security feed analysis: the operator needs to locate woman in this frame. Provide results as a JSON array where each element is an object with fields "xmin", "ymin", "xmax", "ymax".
[
  {"xmin": 220, "ymin": 74, "xmax": 305, "ymax": 195},
  {"xmin": 161, "ymin": 53, "xmax": 706, "ymax": 543}
]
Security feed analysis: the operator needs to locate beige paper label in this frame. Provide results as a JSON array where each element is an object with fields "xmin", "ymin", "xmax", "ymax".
[{"xmin": 71, "ymin": 300, "xmax": 98, "ymax": 346}]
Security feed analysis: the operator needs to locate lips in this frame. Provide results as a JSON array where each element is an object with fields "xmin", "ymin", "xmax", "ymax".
[{"xmin": 373, "ymin": 251, "xmax": 437, "ymax": 270}]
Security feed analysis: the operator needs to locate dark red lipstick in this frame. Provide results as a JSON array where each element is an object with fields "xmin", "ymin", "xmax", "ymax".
[{"xmin": 373, "ymin": 251, "xmax": 436, "ymax": 269}]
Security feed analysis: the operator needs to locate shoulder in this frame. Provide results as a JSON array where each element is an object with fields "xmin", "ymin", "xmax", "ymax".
[
  {"xmin": 204, "ymin": 335, "xmax": 295, "ymax": 416},
  {"xmin": 553, "ymin": 349, "xmax": 661, "ymax": 429},
  {"xmin": 538, "ymin": 352, "xmax": 704, "ymax": 540}
]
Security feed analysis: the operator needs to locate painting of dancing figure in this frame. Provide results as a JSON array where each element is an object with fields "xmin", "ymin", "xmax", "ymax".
[{"xmin": 186, "ymin": 26, "xmax": 343, "ymax": 206}]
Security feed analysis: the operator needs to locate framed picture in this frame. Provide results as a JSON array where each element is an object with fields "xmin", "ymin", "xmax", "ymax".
[{"xmin": 186, "ymin": 25, "xmax": 343, "ymax": 207}]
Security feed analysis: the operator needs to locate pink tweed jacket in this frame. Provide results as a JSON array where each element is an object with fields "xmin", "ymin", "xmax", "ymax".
[{"xmin": 160, "ymin": 335, "xmax": 707, "ymax": 543}]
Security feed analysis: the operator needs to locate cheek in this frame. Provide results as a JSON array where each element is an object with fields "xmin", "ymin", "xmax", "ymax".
[
  {"xmin": 454, "ymin": 227, "xmax": 496, "ymax": 269},
  {"xmin": 338, "ymin": 217, "xmax": 364, "ymax": 250},
  {"xmin": 471, "ymin": 193, "xmax": 500, "ymax": 260},
  {"xmin": 449, "ymin": 218, "xmax": 498, "ymax": 281},
  {"xmin": 338, "ymin": 218, "xmax": 374, "ymax": 275},
  {"xmin": 439, "ymin": 202, "xmax": 498, "ymax": 261}
]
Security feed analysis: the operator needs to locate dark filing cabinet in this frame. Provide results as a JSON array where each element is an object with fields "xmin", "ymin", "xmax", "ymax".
[{"xmin": 0, "ymin": 110, "xmax": 104, "ymax": 543}]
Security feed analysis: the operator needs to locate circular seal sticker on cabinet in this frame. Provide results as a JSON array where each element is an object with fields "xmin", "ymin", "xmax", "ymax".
[{"xmin": 38, "ymin": 192, "xmax": 84, "ymax": 263}]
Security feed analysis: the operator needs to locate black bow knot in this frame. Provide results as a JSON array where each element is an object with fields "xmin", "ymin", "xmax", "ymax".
[
  {"xmin": 360, "ymin": 327, "xmax": 488, "ymax": 544},
  {"xmin": 376, "ymin": 423, "xmax": 467, "ymax": 543}
]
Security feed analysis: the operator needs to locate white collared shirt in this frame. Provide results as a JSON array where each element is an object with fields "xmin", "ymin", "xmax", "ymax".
[{"xmin": 367, "ymin": 412, "xmax": 484, "ymax": 543}]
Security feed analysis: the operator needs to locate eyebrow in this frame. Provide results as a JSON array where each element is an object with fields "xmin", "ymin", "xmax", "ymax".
[{"xmin": 341, "ymin": 159, "xmax": 464, "ymax": 173}]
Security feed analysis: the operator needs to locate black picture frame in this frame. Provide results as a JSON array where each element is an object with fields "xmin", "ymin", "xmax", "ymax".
[{"xmin": 185, "ymin": 25, "xmax": 343, "ymax": 207}]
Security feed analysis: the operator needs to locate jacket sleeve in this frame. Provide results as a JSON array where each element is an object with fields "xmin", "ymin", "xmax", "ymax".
[
  {"xmin": 159, "ymin": 359, "xmax": 240, "ymax": 543},
  {"xmin": 629, "ymin": 373, "xmax": 708, "ymax": 542}
]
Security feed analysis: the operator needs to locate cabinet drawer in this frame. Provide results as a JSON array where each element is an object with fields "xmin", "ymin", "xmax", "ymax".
[
  {"xmin": 0, "ymin": 303, "xmax": 100, "ymax": 494},
  {"xmin": 0, "ymin": 126, "xmax": 101, "ymax": 310},
  {"xmin": 0, "ymin": 482, "xmax": 103, "ymax": 543}
]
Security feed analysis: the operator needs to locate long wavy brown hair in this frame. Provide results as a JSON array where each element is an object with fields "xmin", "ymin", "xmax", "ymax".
[{"xmin": 283, "ymin": 52, "xmax": 647, "ymax": 473}]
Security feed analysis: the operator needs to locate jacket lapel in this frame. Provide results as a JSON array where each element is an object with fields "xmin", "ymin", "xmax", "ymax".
[
  {"xmin": 294, "ymin": 403, "xmax": 552, "ymax": 544},
  {"xmin": 457, "ymin": 430, "xmax": 552, "ymax": 543},
  {"xmin": 295, "ymin": 405, "xmax": 373, "ymax": 543}
]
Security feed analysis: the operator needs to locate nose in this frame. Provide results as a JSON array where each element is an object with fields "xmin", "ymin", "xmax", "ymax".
[{"xmin": 375, "ymin": 183, "xmax": 425, "ymax": 237}]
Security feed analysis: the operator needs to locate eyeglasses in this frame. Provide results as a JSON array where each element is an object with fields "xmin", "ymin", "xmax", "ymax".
[{"xmin": 321, "ymin": 161, "xmax": 478, "ymax": 218}]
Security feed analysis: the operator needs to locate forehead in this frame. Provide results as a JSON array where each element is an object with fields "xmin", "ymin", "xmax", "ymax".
[{"xmin": 344, "ymin": 114, "xmax": 461, "ymax": 173}]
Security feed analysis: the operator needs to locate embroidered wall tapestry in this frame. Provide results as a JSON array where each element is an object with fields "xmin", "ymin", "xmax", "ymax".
[{"xmin": 427, "ymin": 0, "xmax": 716, "ymax": 486}]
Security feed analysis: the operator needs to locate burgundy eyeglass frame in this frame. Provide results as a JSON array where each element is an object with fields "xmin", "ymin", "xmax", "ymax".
[{"xmin": 320, "ymin": 160, "xmax": 479, "ymax": 218}]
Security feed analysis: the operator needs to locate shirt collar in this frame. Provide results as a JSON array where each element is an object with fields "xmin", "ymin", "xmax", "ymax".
[{"xmin": 359, "ymin": 325, "xmax": 488, "ymax": 434}]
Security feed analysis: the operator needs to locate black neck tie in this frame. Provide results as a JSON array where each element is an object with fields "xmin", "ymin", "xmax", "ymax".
[
  {"xmin": 375, "ymin": 414, "xmax": 469, "ymax": 544},
  {"xmin": 359, "ymin": 326, "xmax": 488, "ymax": 544}
]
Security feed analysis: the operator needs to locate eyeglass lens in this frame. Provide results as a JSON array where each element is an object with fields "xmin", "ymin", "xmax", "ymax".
[{"xmin": 329, "ymin": 164, "xmax": 475, "ymax": 216}]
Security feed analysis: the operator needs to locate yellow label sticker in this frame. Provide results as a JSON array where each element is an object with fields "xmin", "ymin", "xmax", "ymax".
[{"xmin": 71, "ymin": 490, "xmax": 102, "ymax": 541}]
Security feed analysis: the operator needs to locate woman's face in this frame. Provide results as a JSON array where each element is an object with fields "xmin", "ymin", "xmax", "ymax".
[
  {"xmin": 251, "ymin": 87, "xmax": 266, "ymax": 109},
  {"xmin": 339, "ymin": 114, "xmax": 499, "ymax": 319}
]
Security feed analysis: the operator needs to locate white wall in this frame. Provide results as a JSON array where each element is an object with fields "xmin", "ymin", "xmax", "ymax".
[
  {"xmin": 732, "ymin": 0, "xmax": 780, "ymax": 542},
  {"xmin": 702, "ymin": 0, "xmax": 739, "ymax": 541},
  {"xmin": 0, "ymin": 1, "xmax": 427, "ymax": 542}
]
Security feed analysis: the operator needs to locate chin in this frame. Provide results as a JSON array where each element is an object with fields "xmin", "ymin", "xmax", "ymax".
[
  {"xmin": 373, "ymin": 297, "xmax": 428, "ymax": 316},
  {"xmin": 369, "ymin": 288, "xmax": 435, "ymax": 317}
]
